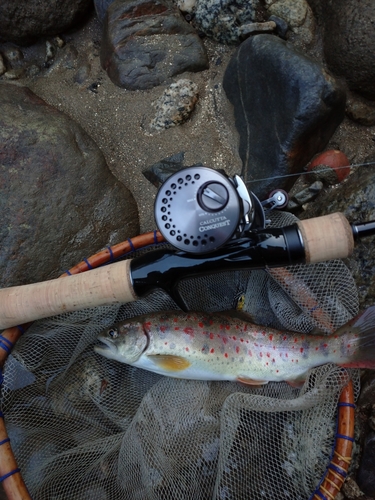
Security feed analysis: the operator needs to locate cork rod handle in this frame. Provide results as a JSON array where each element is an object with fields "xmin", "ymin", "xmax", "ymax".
[
  {"xmin": 0, "ymin": 259, "xmax": 137, "ymax": 330},
  {"xmin": 297, "ymin": 212, "xmax": 354, "ymax": 263}
]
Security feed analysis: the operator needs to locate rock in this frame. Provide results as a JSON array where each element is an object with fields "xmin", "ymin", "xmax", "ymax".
[
  {"xmin": 100, "ymin": 0, "xmax": 208, "ymax": 91},
  {"xmin": 300, "ymin": 165, "xmax": 375, "ymax": 308},
  {"xmin": 193, "ymin": 0, "xmax": 266, "ymax": 44},
  {"xmin": 0, "ymin": 0, "xmax": 93, "ymax": 45},
  {"xmin": 94, "ymin": 0, "xmax": 117, "ymax": 23},
  {"xmin": 307, "ymin": 149, "xmax": 350, "ymax": 185},
  {"xmin": 286, "ymin": 180, "xmax": 323, "ymax": 210},
  {"xmin": 149, "ymin": 79, "xmax": 199, "ymax": 131},
  {"xmin": 322, "ymin": 0, "xmax": 375, "ymax": 101},
  {"xmin": 346, "ymin": 95, "xmax": 375, "ymax": 127},
  {"xmin": 266, "ymin": 0, "xmax": 316, "ymax": 49},
  {"xmin": 222, "ymin": 34, "xmax": 346, "ymax": 200},
  {"xmin": 342, "ymin": 477, "xmax": 370, "ymax": 500},
  {"xmin": 143, "ymin": 152, "xmax": 185, "ymax": 187},
  {"xmin": 356, "ymin": 433, "xmax": 375, "ymax": 497},
  {"xmin": 0, "ymin": 83, "xmax": 139, "ymax": 288}
]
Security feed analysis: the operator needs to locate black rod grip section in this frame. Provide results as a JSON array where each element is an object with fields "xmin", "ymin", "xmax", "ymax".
[{"xmin": 130, "ymin": 224, "xmax": 305, "ymax": 300}]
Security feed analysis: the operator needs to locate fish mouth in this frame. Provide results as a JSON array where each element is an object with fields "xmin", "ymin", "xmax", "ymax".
[{"xmin": 94, "ymin": 336, "xmax": 117, "ymax": 354}]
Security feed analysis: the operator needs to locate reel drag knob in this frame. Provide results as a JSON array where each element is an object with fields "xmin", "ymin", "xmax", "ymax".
[{"xmin": 198, "ymin": 182, "xmax": 229, "ymax": 212}]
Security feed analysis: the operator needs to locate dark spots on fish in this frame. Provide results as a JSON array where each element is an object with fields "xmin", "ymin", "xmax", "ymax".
[
  {"xmin": 164, "ymin": 342, "xmax": 168, "ymax": 345},
  {"xmin": 160, "ymin": 325, "xmax": 167, "ymax": 333},
  {"xmin": 198, "ymin": 322, "xmax": 204, "ymax": 328},
  {"xmin": 210, "ymin": 348, "xmax": 215, "ymax": 354},
  {"xmin": 209, "ymin": 332, "xmax": 214, "ymax": 340},
  {"xmin": 259, "ymin": 352, "xmax": 263, "ymax": 358},
  {"xmin": 232, "ymin": 336, "xmax": 237, "ymax": 340},
  {"xmin": 294, "ymin": 338, "xmax": 298, "ymax": 343},
  {"xmin": 236, "ymin": 346, "xmax": 240, "ymax": 354},
  {"xmin": 224, "ymin": 353, "xmax": 228, "ymax": 358},
  {"xmin": 266, "ymin": 353, "xmax": 270, "ymax": 358},
  {"xmin": 201, "ymin": 344, "xmax": 209, "ymax": 354},
  {"xmin": 272, "ymin": 358, "xmax": 275, "ymax": 363},
  {"xmin": 269, "ymin": 334, "xmax": 273, "ymax": 341},
  {"xmin": 240, "ymin": 338, "xmax": 244, "ymax": 342},
  {"xmin": 300, "ymin": 347, "xmax": 304, "ymax": 353},
  {"xmin": 225, "ymin": 325, "xmax": 230, "ymax": 330},
  {"xmin": 283, "ymin": 336, "xmax": 287, "ymax": 341}
]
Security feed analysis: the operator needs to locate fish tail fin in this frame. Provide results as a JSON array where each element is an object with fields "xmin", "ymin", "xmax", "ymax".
[{"xmin": 338, "ymin": 305, "xmax": 375, "ymax": 369}]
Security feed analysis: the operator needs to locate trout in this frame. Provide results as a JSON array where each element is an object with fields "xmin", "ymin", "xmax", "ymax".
[{"xmin": 94, "ymin": 307, "xmax": 375, "ymax": 385}]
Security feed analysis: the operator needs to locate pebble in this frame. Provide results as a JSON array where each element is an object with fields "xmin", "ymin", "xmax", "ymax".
[
  {"xmin": 2, "ymin": 45, "xmax": 24, "ymax": 66},
  {"xmin": 149, "ymin": 79, "xmax": 199, "ymax": 131},
  {"xmin": 346, "ymin": 97, "xmax": 375, "ymax": 127},
  {"xmin": 287, "ymin": 180, "xmax": 323, "ymax": 210}
]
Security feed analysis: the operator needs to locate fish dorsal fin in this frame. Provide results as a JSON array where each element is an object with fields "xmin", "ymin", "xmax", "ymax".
[
  {"xmin": 237, "ymin": 376, "xmax": 268, "ymax": 386},
  {"xmin": 148, "ymin": 355, "xmax": 191, "ymax": 372}
]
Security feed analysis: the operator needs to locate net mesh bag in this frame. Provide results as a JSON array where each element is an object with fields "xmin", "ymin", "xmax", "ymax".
[{"xmin": 0, "ymin": 211, "xmax": 360, "ymax": 499}]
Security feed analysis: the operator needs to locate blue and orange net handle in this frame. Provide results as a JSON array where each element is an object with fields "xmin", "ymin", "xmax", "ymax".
[{"xmin": 0, "ymin": 230, "xmax": 355, "ymax": 500}]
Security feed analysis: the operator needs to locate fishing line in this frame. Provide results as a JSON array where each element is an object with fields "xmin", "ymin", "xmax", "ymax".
[{"xmin": 245, "ymin": 161, "xmax": 375, "ymax": 185}]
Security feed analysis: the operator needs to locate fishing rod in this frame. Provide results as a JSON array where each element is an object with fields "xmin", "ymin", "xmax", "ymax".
[{"xmin": 0, "ymin": 165, "xmax": 374, "ymax": 329}]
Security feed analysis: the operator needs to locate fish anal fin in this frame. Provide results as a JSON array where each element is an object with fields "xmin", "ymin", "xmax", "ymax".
[
  {"xmin": 148, "ymin": 355, "xmax": 191, "ymax": 372},
  {"xmin": 237, "ymin": 376, "xmax": 269, "ymax": 386}
]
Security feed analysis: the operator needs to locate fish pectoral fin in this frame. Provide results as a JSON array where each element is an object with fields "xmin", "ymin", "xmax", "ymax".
[
  {"xmin": 237, "ymin": 376, "xmax": 269, "ymax": 386},
  {"xmin": 147, "ymin": 355, "xmax": 191, "ymax": 372},
  {"xmin": 286, "ymin": 379, "xmax": 305, "ymax": 389}
]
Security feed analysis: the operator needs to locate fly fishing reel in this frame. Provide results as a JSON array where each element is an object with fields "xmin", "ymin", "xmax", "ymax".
[{"xmin": 154, "ymin": 165, "xmax": 278, "ymax": 254}]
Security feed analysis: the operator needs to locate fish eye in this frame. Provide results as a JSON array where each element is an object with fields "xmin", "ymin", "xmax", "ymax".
[{"xmin": 108, "ymin": 328, "xmax": 118, "ymax": 339}]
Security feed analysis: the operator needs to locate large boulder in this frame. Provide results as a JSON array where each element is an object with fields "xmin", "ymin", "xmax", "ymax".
[
  {"xmin": 100, "ymin": 0, "xmax": 208, "ymax": 90},
  {"xmin": 0, "ymin": 0, "xmax": 93, "ymax": 45},
  {"xmin": 222, "ymin": 34, "xmax": 346, "ymax": 199},
  {"xmin": 0, "ymin": 83, "xmax": 139, "ymax": 287},
  {"xmin": 322, "ymin": 0, "xmax": 375, "ymax": 101}
]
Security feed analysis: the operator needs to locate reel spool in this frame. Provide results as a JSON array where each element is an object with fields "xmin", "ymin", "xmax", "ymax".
[{"xmin": 154, "ymin": 165, "xmax": 265, "ymax": 254}]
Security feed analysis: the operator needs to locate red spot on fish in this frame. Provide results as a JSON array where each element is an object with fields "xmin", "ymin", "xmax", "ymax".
[
  {"xmin": 285, "ymin": 353, "xmax": 288, "ymax": 358},
  {"xmin": 283, "ymin": 336, "xmax": 287, "ymax": 341},
  {"xmin": 259, "ymin": 352, "xmax": 263, "ymax": 358},
  {"xmin": 224, "ymin": 353, "xmax": 228, "ymax": 358},
  {"xmin": 209, "ymin": 319, "xmax": 213, "ymax": 325},
  {"xmin": 273, "ymin": 346, "xmax": 276, "ymax": 350},
  {"xmin": 184, "ymin": 327, "xmax": 194, "ymax": 336},
  {"xmin": 236, "ymin": 346, "xmax": 240, "ymax": 354},
  {"xmin": 226, "ymin": 325, "xmax": 230, "ymax": 330},
  {"xmin": 334, "ymin": 335, "xmax": 338, "ymax": 339},
  {"xmin": 246, "ymin": 340, "xmax": 249, "ymax": 344},
  {"xmin": 266, "ymin": 362, "xmax": 269, "ymax": 366},
  {"xmin": 160, "ymin": 326, "xmax": 167, "ymax": 333},
  {"xmin": 323, "ymin": 343, "xmax": 328, "ymax": 348},
  {"xmin": 198, "ymin": 322, "xmax": 204, "ymax": 328},
  {"xmin": 266, "ymin": 353, "xmax": 270, "ymax": 358},
  {"xmin": 145, "ymin": 321, "xmax": 152, "ymax": 328},
  {"xmin": 210, "ymin": 333, "xmax": 214, "ymax": 340},
  {"xmin": 174, "ymin": 327, "xmax": 180, "ymax": 331},
  {"xmin": 294, "ymin": 338, "xmax": 298, "ymax": 343},
  {"xmin": 262, "ymin": 331, "xmax": 266, "ymax": 336},
  {"xmin": 165, "ymin": 342, "xmax": 168, "ymax": 345},
  {"xmin": 272, "ymin": 358, "xmax": 275, "ymax": 363},
  {"xmin": 240, "ymin": 338, "xmax": 244, "ymax": 342},
  {"xmin": 248, "ymin": 350, "xmax": 253, "ymax": 356},
  {"xmin": 233, "ymin": 336, "xmax": 237, "ymax": 340},
  {"xmin": 347, "ymin": 344, "xmax": 351, "ymax": 348},
  {"xmin": 223, "ymin": 337, "xmax": 228, "ymax": 344},
  {"xmin": 254, "ymin": 342, "xmax": 258, "ymax": 347},
  {"xmin": 316, "ymin": 347, "xmax": 319, "ymax": 350},
  {"xmin": 276, "ymin": 370, "xmax": 279, "ymax": 373},
  {"xmin": 269, "ymin": 334, "xmax": 273, "ymax": 341},
  {"xmin": 217, "ymin": 334, "xmax": 221, "ymax": 338},
  {"xmin": 185, "ymin": 347, "xmax": 189, "ymax": 352},
  {"xmin": 174, "ymin": 317, "xmax": 178, "ymax": 322},
  {"xmin": 220, "ymin": 324, "xmax": 224, "ymax": 330},
  {"xmin": 210, "ymin": 348, "xmax": 215, "ymax": 354},
  {"xmin": 300, "ymin": 347, "xmax": 304, "ymax": 353}
]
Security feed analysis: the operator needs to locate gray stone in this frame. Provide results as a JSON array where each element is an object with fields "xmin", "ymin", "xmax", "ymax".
[
  {"xmin": 322, "ymin": 0, "xmax": 375, "ymax": 101},
  {"xmin": 100, "ymin": 0, "xmax": 208, "ymax": 91},
  {"xmin": 222, "ymin": 34, "xmax": 346, "ymax": 200},
  {"xmin": 300, "ymin": 164, "xmax": 375, "ymax": 308},
  {"xmin": 193, "ymin": 0, "xmax": 266, "ymax": 44},
  {"xmin": 149, "ymin": 79, "xmax": 199, "ymax": 131},
  {"xmin": 0, "ymin": 0, "xmax": 93, "ymax": 45},
  {"xmin": 0, "ymin": 83, "xmax": 139, "ymax": 287},
  {"xmin": 346, "ymin": 96, "xmax": 375, "ymax": 127}
]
